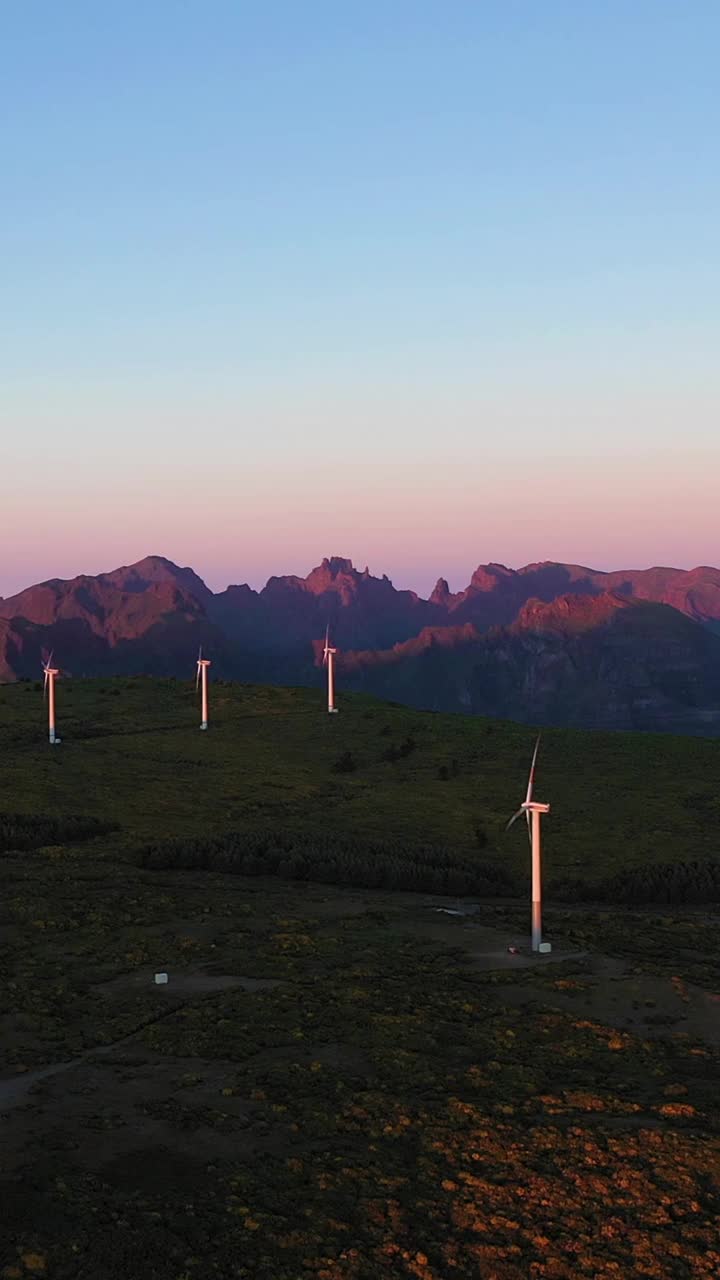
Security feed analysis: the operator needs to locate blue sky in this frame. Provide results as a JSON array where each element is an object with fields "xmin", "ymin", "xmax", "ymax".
[{"xmin": 2, "ymin": 2, "xmax": 718, "ymax": 595}]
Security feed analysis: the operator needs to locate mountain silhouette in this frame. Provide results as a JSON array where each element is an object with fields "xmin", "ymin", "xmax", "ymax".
[{"xmin": 3, "ymin": 554, "xmax": 720, "ymax": 732}]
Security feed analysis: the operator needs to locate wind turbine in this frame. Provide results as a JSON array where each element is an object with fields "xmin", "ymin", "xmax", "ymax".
[
  {"xmin": 42, "ymin": 652, "xmax": 61, "ymax": 745},
  {"xmin": 506, "ymin": 735, "xmax": 551, "ymax": 953},
  {"xmin": 196, "ymin": 647, "xmax": 211, "ymax": 730},
  {"xmin": 323, "ymin": 625, "xmax": 338, "ymax": 714}
]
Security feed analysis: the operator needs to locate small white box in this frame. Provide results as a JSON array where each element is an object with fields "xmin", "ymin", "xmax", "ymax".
[
  {"xmin": 154, "ymin": 972, "xmax": 169, "ymax": 985},
  {"xmin": 538, "ymin": 942, "xmax": 552, "ymax": 954}
]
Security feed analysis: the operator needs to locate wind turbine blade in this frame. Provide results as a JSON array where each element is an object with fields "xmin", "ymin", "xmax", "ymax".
[
  {"xmin": 525, "ymin": 734, "xmax": 541, "ymax": 805},
  {"xmin": 526, "ymin": 809, "xmax": 532, "ymax": 847},
  {"xmin": 505, "ymin": 808, "xmax": 526, "ymax": 831},
  {"xmin": 196, "ymin": 667, "xmax": 200, "ymax": 691}
]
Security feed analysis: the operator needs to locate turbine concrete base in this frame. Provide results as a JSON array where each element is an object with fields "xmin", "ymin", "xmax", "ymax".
[{"xmin": 200, "ymin": 722, "xmax": 208, "ymax": 731}]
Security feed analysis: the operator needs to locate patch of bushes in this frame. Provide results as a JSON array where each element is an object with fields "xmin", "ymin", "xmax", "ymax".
[
  {"xmin": 332, "ymin": 750, "xmax": 357, "ymax": 773},
  {"xmin": 381, "ymin": 736, "xmax": 417, "ymax": 763},
  {"xmin": 555, "ymin": 858, "xmax": 720, "ymax": 906},
  {"xmin": 137, "ymin": 828, "xmax": 517, "ymax": 897},
  {"xmin": 0, "ymin": 813, "xmax": 120, "ymax": 853}
]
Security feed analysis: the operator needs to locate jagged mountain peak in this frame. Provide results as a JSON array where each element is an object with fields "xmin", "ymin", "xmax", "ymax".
[
  {"xmin": 430, "ymin": 577, "xmax": 451, "ymax": 604},
  {"xmin": 3, "ymin": 554, "xmax": 720, "ymax": 733},
  {"xmin": 303, "ymin": 557, "xmax": 361, "ymax": 593},
  {"xmin": 320, "ymin": 555, "xmax": 356, "ymax": 575}
]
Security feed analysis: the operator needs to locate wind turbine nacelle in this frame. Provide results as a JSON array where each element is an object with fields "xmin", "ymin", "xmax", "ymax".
[{"xmin": 524, "ymin": 801, "xmax": 550, "ymax": 814}]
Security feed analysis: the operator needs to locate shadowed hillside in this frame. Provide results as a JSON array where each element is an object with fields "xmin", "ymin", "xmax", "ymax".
[
  {"xmin": 4, "ymin": 556, "xmax": 720, "ymax": 732},
  {"xmin": 339, "ymin": 595, "xmax": 720, "ymax": 733}
]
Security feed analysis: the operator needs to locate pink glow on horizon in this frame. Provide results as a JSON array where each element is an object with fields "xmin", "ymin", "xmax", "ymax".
[{"xmin": 1, "ymin": 451, "xmax": 716, "ymax": 600}]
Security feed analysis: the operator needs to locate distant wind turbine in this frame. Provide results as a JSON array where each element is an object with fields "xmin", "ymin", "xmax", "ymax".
[
  {"xmin": 196, "ymin": 647, "xmax": 211, "ymax": 730},
  {"xmin": 323, "ymin": 625, "xmax": 338, "ymax": 714},
  {"xmin": 506, "ymin": 735, "xmax": 551, "ymax": 953},
  {"xmin": 42, "ymin": 652, "xmax": 61, "ymax": 745}
]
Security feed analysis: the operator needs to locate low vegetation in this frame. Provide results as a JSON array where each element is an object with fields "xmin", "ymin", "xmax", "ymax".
[
  {"xmin": 137, "ymin": 828, "xmax": 517, "ymax": 896},
  {"xmin": 1, "ymin": 867, "xmax": 719, "ymax": 1279},
  {"xmin": 0, "ymin": 813, "xmax": 118, "ymax": 853},
  {"xmin": 2, "ymin": 678, "xmax": 720, "ymax": 1276},
  {"xmin": 0, "ymin": 675, "xmax": 719, "ymax": 883},
  {"xmin": 557, "ymin": 858, "xmax": 720, "ymax": 906}
]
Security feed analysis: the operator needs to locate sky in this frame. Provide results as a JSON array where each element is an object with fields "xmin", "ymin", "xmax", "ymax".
[{"xmin": 2, "ymin": 1, "xmax": 718, "ymax": 598}]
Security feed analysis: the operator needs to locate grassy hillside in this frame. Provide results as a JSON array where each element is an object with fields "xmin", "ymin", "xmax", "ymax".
[{"xmin": 0, "ymin": 676, "xmax": 719, "ymax": 883}]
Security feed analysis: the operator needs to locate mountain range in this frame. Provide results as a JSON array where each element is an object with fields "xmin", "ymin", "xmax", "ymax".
[{"xmin": 2, "ymin": 554, "xmax": 720, "ymax": 734}]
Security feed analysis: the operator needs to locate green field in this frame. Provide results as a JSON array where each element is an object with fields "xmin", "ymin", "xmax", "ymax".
[
  {"xmin": 1, "ymin": 676, "xmax": 720, "ymax": 882},
  {"xmin": 2, "ymin": 679, "xmax": 720, "ymax": 1278}
]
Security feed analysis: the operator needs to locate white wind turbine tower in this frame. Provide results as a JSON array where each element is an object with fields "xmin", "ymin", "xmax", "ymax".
[
  {"xmin": 42, "ymin": 652, "xmax": 61, "ymax": 745},
  {"xmin": 506, "ymin": 735, "xmax": 551, "ymax": 953},
  {"xmin": 196, "ymin": 647, "xmax": 211, "ymax": 730},
  {"xmin": 323, "ymin": 625, "xmax": 338, "ymax": 714}
]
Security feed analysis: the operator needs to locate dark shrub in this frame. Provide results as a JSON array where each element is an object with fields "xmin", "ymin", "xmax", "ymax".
[
  {"xmin": 137, "ymin": 828, "xmax": 517, "ymax": 898},
  {"xmin": 554, "ymin": 859, "xmax": 720, "ymax": 906},
  {"xmin": 333, "ymin": 751, "xmax": 357, "ymax": 773},
  {"xmin": 0, "ymin": 813, "xmax": 120, "ymax": 853}
]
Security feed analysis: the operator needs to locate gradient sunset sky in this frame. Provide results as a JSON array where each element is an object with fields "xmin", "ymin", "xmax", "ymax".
[{"xmin": 2, "ymin": 1, "xmax": 718, "ymax": 598}]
